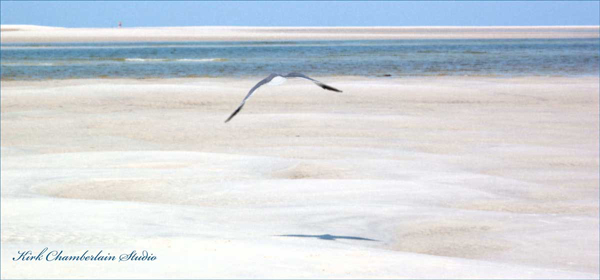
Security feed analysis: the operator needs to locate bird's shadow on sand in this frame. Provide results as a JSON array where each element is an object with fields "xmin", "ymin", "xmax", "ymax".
[{"xmin": 276, "ymin": 234, "xmax": 378, "ymax": 242}]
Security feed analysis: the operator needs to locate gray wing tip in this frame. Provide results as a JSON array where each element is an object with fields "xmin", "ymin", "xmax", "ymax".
[
  {"xmin": 286, "ymin": 72, "xmax": 343, "ymax": 92},
  {"xmin": 319, "ymin": 83, "xmax": 343, "ymax": 92},
  {"xmin": 225, "ymin": 103, "xmax": 244, "ymax": 123}
]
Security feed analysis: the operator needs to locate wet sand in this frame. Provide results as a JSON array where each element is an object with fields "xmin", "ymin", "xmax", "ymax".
[{"xmin": 1, "ymin": 76, "xmax": 598, "ymax": 278}]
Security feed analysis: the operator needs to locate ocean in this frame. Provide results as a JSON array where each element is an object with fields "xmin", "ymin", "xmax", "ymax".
[{"xmin": 1, "ymin": 39, "xmax": 598, "ymax": 80}]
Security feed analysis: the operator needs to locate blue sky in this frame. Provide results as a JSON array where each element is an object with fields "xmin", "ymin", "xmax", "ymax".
[{"xmin": 1, "ymin": 1, "xmax": 598, "ymax": 27}]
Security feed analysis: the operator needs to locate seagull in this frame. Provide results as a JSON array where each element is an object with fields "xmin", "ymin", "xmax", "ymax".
[{"xmin": 225, "ymin": 73, "xmax": 342, "ymax": 123}]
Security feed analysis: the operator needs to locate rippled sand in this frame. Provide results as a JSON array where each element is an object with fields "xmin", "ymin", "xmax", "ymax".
[{"xmin": 1, "ymin": 76, "xmax": 598, "ymax": 278}]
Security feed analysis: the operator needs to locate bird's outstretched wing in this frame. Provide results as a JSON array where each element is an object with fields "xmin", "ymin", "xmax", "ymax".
[
  {"xmin": 225, "ymin": 73, "xmax": 279, "ymax": 123},
  {"xmin": 284, "ymin": 72, "xmax": 343, "ymax": 92}
]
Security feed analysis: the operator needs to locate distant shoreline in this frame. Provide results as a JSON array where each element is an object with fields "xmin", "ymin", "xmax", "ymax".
[{"xmin": 1, "ymin": 25, "xmax": 598, "ymax": 43}]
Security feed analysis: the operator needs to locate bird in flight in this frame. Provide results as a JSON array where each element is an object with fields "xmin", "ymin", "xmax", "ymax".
[{"xmin": 225, "ymin": 73, "xmax": 342, "ymax": 123}]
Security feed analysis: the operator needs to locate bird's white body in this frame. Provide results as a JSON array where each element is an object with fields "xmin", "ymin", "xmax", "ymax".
[{"xmin": 267, "ymin": 76, "xmax": 287, "ymax": 86}]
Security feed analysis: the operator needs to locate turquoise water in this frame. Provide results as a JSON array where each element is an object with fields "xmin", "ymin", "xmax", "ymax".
[{"xmin": 1, "ymin": 39, "xmax": 598, "ymax": 80}]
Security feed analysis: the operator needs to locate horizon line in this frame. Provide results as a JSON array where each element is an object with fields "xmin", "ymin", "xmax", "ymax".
[{"xmin": 3, "ymin": 24, "xmax": 600, "ymax": 29}]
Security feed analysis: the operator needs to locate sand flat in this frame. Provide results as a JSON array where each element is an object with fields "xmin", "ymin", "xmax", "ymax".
[
  {"xmin": 1, "ymin": 25, "xmax": 599, "ymax": 43},
  {"xmin": 1, "ymin": 76, "xmax": 598, "ymax": 278}
]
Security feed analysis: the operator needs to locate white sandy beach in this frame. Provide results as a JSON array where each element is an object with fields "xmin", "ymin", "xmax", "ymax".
[
  {"xmin": 1, "ymin": 75, "xmax": 598, "ymax": 278},
  {"xmin": 1, "ymin": 25, "xmax": 599, "ymax": 42}
]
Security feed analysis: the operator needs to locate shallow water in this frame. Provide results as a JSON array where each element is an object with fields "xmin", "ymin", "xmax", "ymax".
[{"xmin": 1, "ymin": 39, "xmax": 598, "ymax": 80}]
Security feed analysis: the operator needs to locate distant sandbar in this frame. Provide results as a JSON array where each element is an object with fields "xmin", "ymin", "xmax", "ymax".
[{"xmin": 1, "ymin": 25, "xmax": 598, "ymax": 43}]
